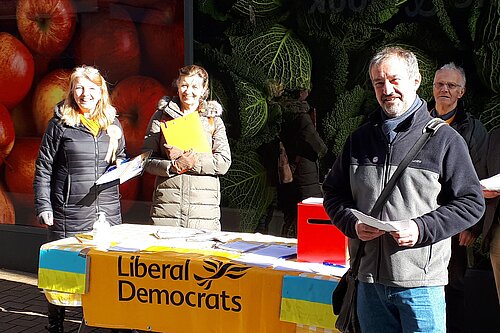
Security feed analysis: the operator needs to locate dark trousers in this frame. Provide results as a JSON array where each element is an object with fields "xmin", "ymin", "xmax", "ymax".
[{"xmin": 446, "ymin": 235, "xmax": 467, "ymax": 333}]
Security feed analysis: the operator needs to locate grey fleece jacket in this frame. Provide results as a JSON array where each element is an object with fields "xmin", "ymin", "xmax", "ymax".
[{"xmin": 323, "ymin": 99, "xmax": 485, "ymax": 288}]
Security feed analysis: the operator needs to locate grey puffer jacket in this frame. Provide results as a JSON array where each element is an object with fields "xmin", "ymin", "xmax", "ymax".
[
  {"xmin": 34, "ymin": 104, "xmax": 126, "ymax": 235},
  {"xmin": 142, "ymin": 96, "xmax": 231, "ymax": 230}
]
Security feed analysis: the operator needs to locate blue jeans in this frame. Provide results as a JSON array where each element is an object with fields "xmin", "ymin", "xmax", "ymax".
[{"xmin": 357, "ymin": 281, "xmax": 445, "ymax": 333}]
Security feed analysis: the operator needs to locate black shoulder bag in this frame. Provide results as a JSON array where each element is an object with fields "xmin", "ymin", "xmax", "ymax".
[{"xmin": 332, "ymin": 118, "xmax": 446, "ymax": 333}]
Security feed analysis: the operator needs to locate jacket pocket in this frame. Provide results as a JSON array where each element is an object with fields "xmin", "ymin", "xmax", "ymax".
[{"xmin": 63, "ymin": 174, "xmax": 71, "ymax": 205}]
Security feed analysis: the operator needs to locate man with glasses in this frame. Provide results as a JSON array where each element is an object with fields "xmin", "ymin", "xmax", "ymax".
[{"xmin": 430, "ymin": 62, "xmax": 488, "ymax": 333}]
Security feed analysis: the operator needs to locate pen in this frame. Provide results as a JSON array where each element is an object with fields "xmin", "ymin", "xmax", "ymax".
[{"xmin": 323, "ymin": 261, "xmax": 346, "ymax": 268}]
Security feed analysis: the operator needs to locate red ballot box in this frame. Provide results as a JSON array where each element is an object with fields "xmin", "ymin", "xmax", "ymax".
[{"xmin": 297, "ymin": 201, "xmax": 349, "ymax": 266}]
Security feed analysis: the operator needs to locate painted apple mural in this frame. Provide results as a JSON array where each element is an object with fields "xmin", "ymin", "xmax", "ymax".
[
  {"xmin": 0, "ymin": 104, "xmax": 15, "ymax": 166},
  {"xmin": 10, "ymin": 95, "xmax": 37, "ymax": 137},
  {"xmin": 111, "ymin": 75, "xmax": 169, "ymax": 156},
  {"xmin": 32, "ymin": 68, "xmax": 71, "ymax": 135},
  {"xmin": 0, "ymin": 1, "xmax": 186, "ymax": 227},
  {"xmin": 73, "ymin": 6, "xmax": 140, "ymax": 84},
  {"xmin": 139, "ymin": 0, "xmax": 184, "ymax": 88},
  {"xmin": 4, "ymin": 137, "xmax": 41, "ymax": 194},
  {"xmin": 4, "ymin": 136, "xmax": 41, "ymax": 227},
  {"xmin": 0, "ymin": 32, "xmax": 35, "ymax": 110},
  {"xmin": 0, "ymin": 184, "xmax": 15, "ymax": 225},
  {"xmin": 16, "ymin": 0, "xmax": 76, "ymax": 58}
]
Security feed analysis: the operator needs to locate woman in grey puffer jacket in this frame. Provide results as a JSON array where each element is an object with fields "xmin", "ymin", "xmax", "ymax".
[{"xmin": 142, "ymin": 65, "xmax": 231, "ymax": 230}]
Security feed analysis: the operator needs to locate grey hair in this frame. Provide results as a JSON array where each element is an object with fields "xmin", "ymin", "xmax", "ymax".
[
  {"xmin": 369, "ymin": 46, "xmax": 420, "ymax": 80},
  {"xmin": 435, "ymin": 62, "xmax": 466, "ymax": 86}
]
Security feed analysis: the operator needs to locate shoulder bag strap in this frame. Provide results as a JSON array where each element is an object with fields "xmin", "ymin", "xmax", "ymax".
[{"xmin": 351, "ymin": 118, "xmax": 447, "ymax": 273}]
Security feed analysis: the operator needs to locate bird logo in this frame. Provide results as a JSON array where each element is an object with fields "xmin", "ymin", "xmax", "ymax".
[{"xmin": 194, "ymin": 259, "xmax": 252, "ymax": 290}]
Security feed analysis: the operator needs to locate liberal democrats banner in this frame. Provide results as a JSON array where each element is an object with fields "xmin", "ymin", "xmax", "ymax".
[{"xmin": 82, "ymin": 249, "xmax": 297, "ymax": 332}]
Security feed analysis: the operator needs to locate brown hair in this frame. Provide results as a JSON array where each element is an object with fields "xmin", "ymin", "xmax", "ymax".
[{"xmin": 176, "ymin": 64, "xmax": 210, "ymax": 100}]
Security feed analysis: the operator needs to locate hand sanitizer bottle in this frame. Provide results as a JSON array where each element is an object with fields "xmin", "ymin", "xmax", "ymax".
[{"xmin": 93, "ymin": 212, "xmax": 111, "ymax": 250}]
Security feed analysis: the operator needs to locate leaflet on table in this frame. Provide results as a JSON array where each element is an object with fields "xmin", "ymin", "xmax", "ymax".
[
  {"xmin": 351, "ymin": 209, "xmax": 411, "ymax": 232},
  {"xmin": 480, "ymin": 173, "xmax": 500, "ymax": 191},
  {"xmin": 216, "ymin": 241, "xmax": 267, "ymax": 253},
  {"xmin": 95, "ymin": 150, "xmax": 152, "ymax": 185}
]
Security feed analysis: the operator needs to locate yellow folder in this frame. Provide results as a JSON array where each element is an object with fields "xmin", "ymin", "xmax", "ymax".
[{"xmin": 160, "ymin": 111, "xmax": 211, "ymax": 153}]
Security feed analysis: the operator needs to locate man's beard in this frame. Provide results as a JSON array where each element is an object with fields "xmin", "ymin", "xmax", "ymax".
[{"xmin": 382, "ymin": 99, "xmax": 407, "ymax": 118}]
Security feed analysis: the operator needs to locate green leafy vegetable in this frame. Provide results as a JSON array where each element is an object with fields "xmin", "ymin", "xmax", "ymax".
[
  {"xmin": 221, "ymin": 151, "xmax": 275, "ymax": 232},
  {"xmin": 230, "ymin": 24, "xmax": 312, "ymax": 90}
]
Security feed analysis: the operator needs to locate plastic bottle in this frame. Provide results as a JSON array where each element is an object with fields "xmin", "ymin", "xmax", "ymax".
[{"xmin": 92, "ymin": 212, "xmax": 111, "ymax": 250}]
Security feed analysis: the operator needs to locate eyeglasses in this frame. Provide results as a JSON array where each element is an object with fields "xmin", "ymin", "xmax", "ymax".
[{"xmin": 433, "ymin": 82, "xmax": 462, "ymax": 90}]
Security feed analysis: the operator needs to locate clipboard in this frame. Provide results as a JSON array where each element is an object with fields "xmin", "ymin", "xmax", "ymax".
[
  {"xmin": 160, "ymin": 112, "xmax": 211, "ymax": 153},
  {"xmin": 95, "ymin": 150, "xmax": 152, "ymax": 185}
]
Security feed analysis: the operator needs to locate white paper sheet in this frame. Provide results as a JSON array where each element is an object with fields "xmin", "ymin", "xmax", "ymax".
[
  {"xmin": 95, "ymin": 151, "xmax": 151, "ymax": 185},
  {"xmin": 480, "ymin": 173, "xmax": 500, "ymax": 191},
  {"xmin": 351, "ymin": 209, "xmax": 411, "ymax": 232},
  {"xmin": 301, "ymin": 197, "xmax": 324, "ymax": 204}
]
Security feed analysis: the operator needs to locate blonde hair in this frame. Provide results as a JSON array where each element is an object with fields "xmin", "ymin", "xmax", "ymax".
[{"xmin": 60, "ymin": 65, "xmax": 116, "ymax": 129}]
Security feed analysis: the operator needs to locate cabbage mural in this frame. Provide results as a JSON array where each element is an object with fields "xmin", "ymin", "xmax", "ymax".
[{"xmin": 194, "ymin": 0, "xmax": 500, "ymax": 232}]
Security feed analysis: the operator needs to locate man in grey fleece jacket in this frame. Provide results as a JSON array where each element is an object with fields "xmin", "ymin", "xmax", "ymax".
[{"xmin": 323, "ymin": 46, "xmax": 485, "ymax": 333}]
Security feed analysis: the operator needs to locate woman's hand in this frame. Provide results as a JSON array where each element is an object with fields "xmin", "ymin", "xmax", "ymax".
[
  {"xmin": 38, "ymin": 211, "xmax": 54, "ymax": 226},
  {"xmin": 105, "ymin": 125, "xmax": 122, "ymax": 163},
  {"xmin": 171, "ymin": 150, "xmax": 198, "ymax": 174},
  {"xmin": 163, "ymin": 144, "xmax": 184, "ymax": 160},
  {"xmin": 483, "ymin": 189, "xmax": 500, "ymax": 199}
]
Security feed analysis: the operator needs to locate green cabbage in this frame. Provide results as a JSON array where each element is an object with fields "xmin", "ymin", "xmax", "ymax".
[
  {"xmin": 230, "ymin": 24, "xmax": 312, "ymax": 91},
  {"xmin": 221, "ymin": 151, "xmax": 275, "ymax": 232}
]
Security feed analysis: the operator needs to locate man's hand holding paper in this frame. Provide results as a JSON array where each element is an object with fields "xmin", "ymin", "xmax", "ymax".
[
  {"xmin": 352, "ymin": 209, "xmax": 418, "ymax": 246},
  {"xmin": 480, "ymin": 173, "xmax": 500, "ymax": 191}
]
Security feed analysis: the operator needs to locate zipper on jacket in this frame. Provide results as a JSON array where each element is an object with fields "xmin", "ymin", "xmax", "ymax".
[
  {"xmin": 375, "ymin": 141, "xmax": 393, "ymax": 282},
  {"xmin": 94, "ymin": 135, "xmax": 100, "ymax": 215},
  {"xmin": 64, "ymin": 174, "xmax": 71, "ymax": 205}
]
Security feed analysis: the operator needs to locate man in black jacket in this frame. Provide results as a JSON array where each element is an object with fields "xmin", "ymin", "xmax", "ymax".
[{"xmin": 430, "ymin": 63, "xmax": 488, "ymax": 333}]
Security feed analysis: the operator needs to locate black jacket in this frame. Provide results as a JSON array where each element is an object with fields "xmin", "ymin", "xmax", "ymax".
[
  {"xmin": 280, "ymin": 99, "xmax": 327, "ymax": 199},
  {"xmin": 34, "ymin": 105, "xmax": 126, "ymax": 234},
  {"xmin": 431, "ymin": 104, "xmax": 488, "ymax": 237}
]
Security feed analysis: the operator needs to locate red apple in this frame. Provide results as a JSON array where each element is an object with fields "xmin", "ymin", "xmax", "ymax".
[
  {"xmin": 32, "ymin": 68, "xmax": 71, "ymax": 135},
  {"xmin": 0, "ymin": 32, "xmax": 35, "ymax": 110},
  {"xmin": 111, "ymin": 75, "xmax": 169, "ymax": 156},
  {"xmin": 0, "ymin": 184, "xmax": 15, "ymax": 225},
  {"xmin": 4, "ymin": 137, "xmax": 41, "ymax": 194},
  {"xmin": 73, "ymin": 6, "xmax": 140, "ymax": 84},
  {"xmin": 0, "ymin": 103, "xmax": 15, "ymax": 165},
  {"xmin": 16, "ymin": 0, "xmax": 76, "ymax": 58},
  {"xmin": 139, "ymin": 0, "xmax": 184, "ymax": 87}
]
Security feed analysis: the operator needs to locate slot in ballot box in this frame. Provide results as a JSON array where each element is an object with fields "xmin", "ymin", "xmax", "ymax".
[{"xmin": 297, "ymin": 198, "xmax": 349, "ymax": 265}]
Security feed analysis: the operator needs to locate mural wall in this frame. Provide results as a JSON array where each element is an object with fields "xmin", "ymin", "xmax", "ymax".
[{"xmin": 0, "ymin": 0, "xmax": 184, "ymax": 227}]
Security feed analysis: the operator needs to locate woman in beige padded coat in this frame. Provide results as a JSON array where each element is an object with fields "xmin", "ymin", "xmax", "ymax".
[{"xmin": 142, "ymin": 65, "xmax": 231, "ymax": 230}]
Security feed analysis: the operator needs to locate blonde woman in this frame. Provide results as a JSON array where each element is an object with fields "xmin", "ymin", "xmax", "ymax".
[
  {"xmin": 34, "ymin": 65, "xmax": 126, "ymax": 333},
  {"xmin": 142, "ymin": 64, "xmax": 231, "ymax": 230}
]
